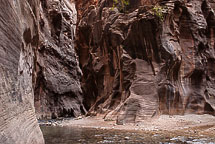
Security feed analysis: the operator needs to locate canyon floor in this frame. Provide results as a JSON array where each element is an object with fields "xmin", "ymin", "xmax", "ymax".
[{"xmin": 48, "ymin": 114, "xmax": 215, "ymax": 138}]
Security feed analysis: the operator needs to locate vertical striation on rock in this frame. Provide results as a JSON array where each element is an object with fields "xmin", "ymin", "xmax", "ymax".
[
  {"xmin": 76, "ymin": 0, "xmax": 215, "ymax": 124},
  {"xmin": 0, "ymin": 0, "xmax": 44, "ymax": 143},
  {"xmin": 34, "ymin": 0, "xmax": 86, "ymax": 119},
  {"xmin": 1, "ymin": 0, "xmax": 215, "ymax": 141}
]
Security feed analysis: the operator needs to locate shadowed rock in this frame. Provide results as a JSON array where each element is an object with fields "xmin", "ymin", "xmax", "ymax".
[{"xmin": 34, "ymin": 0, "xmax": 86, "ymax": 119}]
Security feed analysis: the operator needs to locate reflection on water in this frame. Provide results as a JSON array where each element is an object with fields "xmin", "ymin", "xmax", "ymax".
[{"xmin": 40, "ymin": 126, "xmax": 215, "ymax": 144}]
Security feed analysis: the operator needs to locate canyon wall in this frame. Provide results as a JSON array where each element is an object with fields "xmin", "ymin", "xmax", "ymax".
[
  {"xmin": 1, "ymin": 0, "xmax": 215, "ymax": 142},
  {"xmin": 0, "ymin": 0, "xmax": 44, "ymax": 143},
  {"xmin": 0, "ymin": 0, "xmax": 84, "ymax": 143},
  {"xmin": 34, "ymin": 0, "xmax": 85, "ymax": 119},
  {"xmin": 76, "ymin": 0, "xmax": 215, "ymax": 124}
]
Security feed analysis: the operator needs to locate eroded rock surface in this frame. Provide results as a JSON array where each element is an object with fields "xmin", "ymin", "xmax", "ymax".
[
  {"xmin": 34, "ymin": 0, "xmax": 86, "ymax": 119},
  {"xmin": 1, "ymin": 0, "xmax": 215, "ymax": 142},
  {"xmin": 0, "ymin": 0, "xmax": 86, "ymax": 143},
  {"xmin": 76, "ymin": 0, "xmax": 215, "ymax": 124},
  {"xmin": 0, "ymin": 0, "xmax": 44, "ymax": 143}
]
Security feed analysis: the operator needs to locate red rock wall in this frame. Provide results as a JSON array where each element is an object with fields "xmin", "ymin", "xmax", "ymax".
[
  {"xmin": 1, "ymin": 1, "xmax": 215, "ymax": 141},
  {"xmin": 33, "ymin": 0, "xmax": 86, "ymax": 119},
  {"xmin": 76, "ymin": 0, "xmax": 215, "ymax": 124}
]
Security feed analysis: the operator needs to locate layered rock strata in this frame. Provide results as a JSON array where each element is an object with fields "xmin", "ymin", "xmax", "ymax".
[
  {"xmin": 0, "ymin": 0, "xmax": 86, "ymax": 143},
  {"xmin": 0, "ymin": 0, "xmax": 44, "ymax": 143},
  {"xmin": 1, "ymin": 1, "xmax": 215, "ymax": 142}
]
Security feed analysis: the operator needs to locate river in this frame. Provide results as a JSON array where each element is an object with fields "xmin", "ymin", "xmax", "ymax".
[{"xmin": 40, "ymin": 126, "xmax": 215, "ymax": 144}]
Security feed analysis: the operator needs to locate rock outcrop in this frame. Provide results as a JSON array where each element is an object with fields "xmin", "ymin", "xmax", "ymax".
[
  {"xmin": 34, "ymin": 0, "xmax": 86, "ymax": 119},
  {"xmin": 76, "ymin": 0, "xmax": 215, "ymax": 124},
  {"xmin": 0, "ymin": 0, "xmax": 44, "ymax": 143}
]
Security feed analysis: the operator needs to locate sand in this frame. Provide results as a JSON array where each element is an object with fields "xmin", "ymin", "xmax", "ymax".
[{"xmin": 58, "ymin": 114, "xmax": 215, "ymax": 137}]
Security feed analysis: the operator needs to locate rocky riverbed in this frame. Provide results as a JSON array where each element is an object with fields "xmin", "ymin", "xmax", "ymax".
[
  {"xmin": 40, "ymin": 114, "xmax": 215, "ymax": 143},
  {"xmin": 41, "ymin": 126, "xmax": 215, "ymax": 144}
]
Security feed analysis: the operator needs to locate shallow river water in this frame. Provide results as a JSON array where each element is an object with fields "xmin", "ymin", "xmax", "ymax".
[{"xmin": 40, "ymin": 126, "xmax": 215, "ymax": 144}]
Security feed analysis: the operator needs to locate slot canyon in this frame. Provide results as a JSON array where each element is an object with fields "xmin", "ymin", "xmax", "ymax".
[{"xmin": 0, "ymin": 0, "xmax": 215, "ymax": 143}]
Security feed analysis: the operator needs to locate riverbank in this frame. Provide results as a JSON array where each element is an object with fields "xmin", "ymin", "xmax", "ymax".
[{"xmin": 39, "ymin": 114, "xmax": 215, "ymax": 138}]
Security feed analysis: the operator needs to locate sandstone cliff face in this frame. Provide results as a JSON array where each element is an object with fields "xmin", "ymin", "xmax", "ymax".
[
  {"xmin": 1, "ymin": 0, "xmax": 215, "ymax": 142},
  {"xmin": 0, "ymin": 0, "xmax": 44, "ymax": 143},
  {"xmin": 34, "ymin": 0, "xmax": 86, "ymax": 119},
  {"xmin": 76, "ymin": 0, "xmax": 215, "ymax": 124},
  {"xmin": 0, "ymin": 0, "xmax": 85, "ymax": 142}
]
